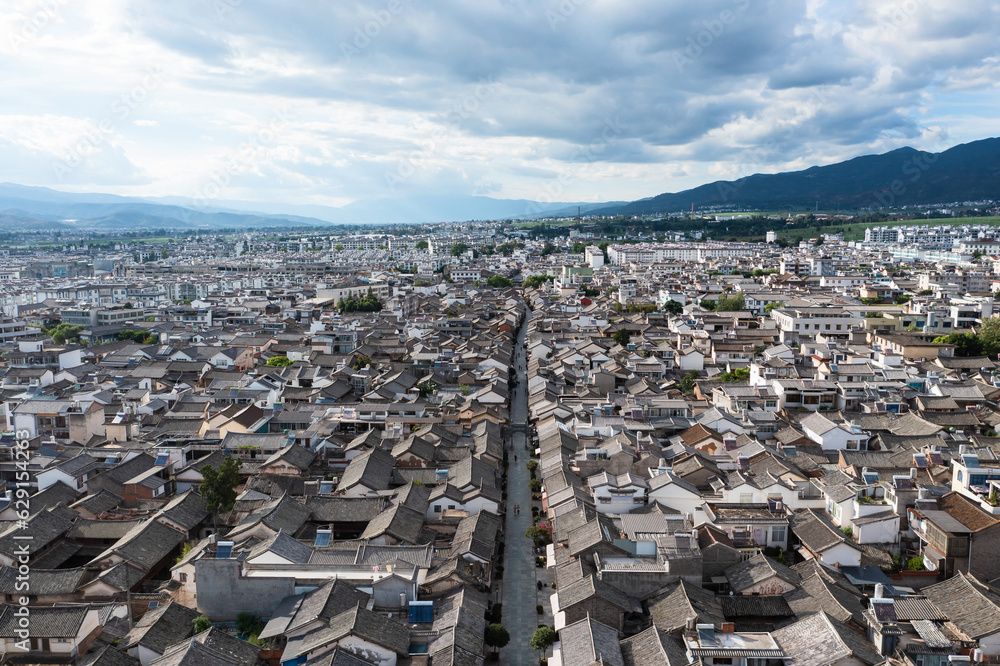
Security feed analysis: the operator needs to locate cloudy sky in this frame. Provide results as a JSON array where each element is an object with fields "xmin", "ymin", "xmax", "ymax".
[{"xmin": 1, "ymin": 0, "xmax": 998, "ymax": 209}]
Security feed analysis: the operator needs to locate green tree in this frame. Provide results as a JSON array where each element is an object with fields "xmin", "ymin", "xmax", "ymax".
[
  {"xmin": 979, "ymin": 316, "xmax": 1000, "ymax": 358},
  {"xmin": 718, "ymin": 368, "xmax": 751, "ymax": 382},
  {"xmin": 765, "ymin": 302, "xmax": 781, "ymax": 314},
  {"xmin": 612, "ymin": 329, "xmax": 631, "ymax": 348},
  {"xmin": 415, "ymin": 240, "xmax": 428, "ymax": 250},
  {"xmin": 200, "ymin": 457, "xmax": 242, "ymax": 532},
  {"xmin": 933, "ymin": 332, "xmax": 984, "ymax": 357},
  {"xmin": 451, "ymin": 242, "xmax": 468, "ymax": 256},
  {"xmin": 193, "ymin": 616, "xmax": 212, "ymax": 633},
  {"xmin": 266, "ymin": 356, "xmax": 293, "ymax": 367},
  {"xmin": 663, "ymin": 300, "xmax": 683, "ymax": 314},
  {"xmin": 338, "ymin": 293, "xmax": 383, "ymax": 313},
  {"xmin": 353, "ymin": 354, "xmax": 372, "ymax": 371},
  {"xmin": 715, "ymin": 293, "xmax": 746, "ymax": 311},
  {"xmin": 486, "ymin": 275, "xmax": 514, "ymax": 288},
  {"xmin": 572, "ymin": 242, "xmax": 586, "ymax": 253},
  {"xmin": 484, "ymin": 624, "xmax": 510, "ymax": 656},
  {"xmin": 530, "ymin": 626, "xmax": 557, "ymax": 659},
  {"xmin": 526, "ymin": 524, "xmax": 551, "ymax": 543},
  {"xmin": 523, "ymin": 274, "xmax": 553, "ymax": 289},
  {"xmin": 335, "ymin": 244, "xmax": 344, "ymax": 251},
  {"xmin": 678, "ymin": 370, "xmax": 700, "ymax": 394},
  {"xmin": 46, "ymin": 323, "xmax": 85, "ymax": 345},
  {"xmin": 236, "ymin": 612, "xmax": 265, "ymax": 637}
]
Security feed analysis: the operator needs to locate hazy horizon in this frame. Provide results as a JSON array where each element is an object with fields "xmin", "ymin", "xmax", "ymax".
[{"xmin": 2, "ymin": 1, "xmax": 998, "ymax": 211}]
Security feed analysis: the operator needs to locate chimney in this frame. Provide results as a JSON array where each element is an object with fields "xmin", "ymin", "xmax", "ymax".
[{"xmin": 721, "ymin": 623, "xmax": 735, "ymax": 633}]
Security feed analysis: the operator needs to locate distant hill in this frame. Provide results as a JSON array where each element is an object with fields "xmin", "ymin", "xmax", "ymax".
[
  {"xmin": 611, "ymin": 137, "xmax": 1000, "ymax": 215},
  {"xmin": 0, "ymin": 184, "xmax": 609, "ymax": 228}
]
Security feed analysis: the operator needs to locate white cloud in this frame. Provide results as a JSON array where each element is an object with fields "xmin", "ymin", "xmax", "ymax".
[{"xmin": 0, "ymin": 0, "xmax": 996, "ymax": 205}]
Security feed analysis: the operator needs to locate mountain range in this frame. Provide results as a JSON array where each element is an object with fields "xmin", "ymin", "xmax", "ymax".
[
  {"xmin": 0, "ymin": 137, "xmax": 997, "ymax": 230},
  {"xmin": 609, "ymin": 137, "xmax": 1000, "ymax": 215}
]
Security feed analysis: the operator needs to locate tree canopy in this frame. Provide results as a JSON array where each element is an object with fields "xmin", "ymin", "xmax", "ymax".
[
  {"xmin": 486, "ymin": 275, "xmax": 514, "ymax": 288},
  {"xmin": 663, "ymin": 299, "xmax": 684, "ymax": 314},
  {"xmin": 450, "ymin": 242, "xmax": 468, "ymax": 256},
  {"xmin": 612, "ymin": 329, "xmax": 632, "ymax": 348},
  {"xmin": 44, "ymin": 323, "xmax": 85, "ymax": 345},
  {"xmin": 338, "ymin": 289, "xmax": 383, "ymax": 313},
  {"xmin": 266, "ymin": 356, "xmax": 293, "ymax": 367},
  {"xmin": 523, "ymin": 274, "xmax": 553, "ymax": 288},
  {"xmin": 530, "ymin": 626, "xmax": 557, "ymax": 655},
  {"xmin": 484, "ymin": 624, "xmax": 510, "ymax": 654},
  {"xmin": 200, "ymin": 457, "xmax": 242, "ymax": 519}
]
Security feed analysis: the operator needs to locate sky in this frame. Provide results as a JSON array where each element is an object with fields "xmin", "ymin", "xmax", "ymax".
[{"xmin": 0, "ymin": 0, "xmax": 998, "ymax": 210}]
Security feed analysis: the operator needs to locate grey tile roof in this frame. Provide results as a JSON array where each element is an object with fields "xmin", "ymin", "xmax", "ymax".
[
  {"xmin": 70, "ymin": 489, "xmax": 124, "ymax": 515},
  {"xmin": 922, "ymin": 572, "xmax": 1000, "ymax": 640},
  {"xmin": 304, "ymin": 496, "xmax": 388, "ymax": 523},
  {"xmin": 154, "ymin": 627, "xmax": 261, "ymax": 666},
  {"xmin": 720, "ymin": 595, "xmax": 795, "ymax": 618},
  {"xmin": 30, "ymin": 480, "xmax": 84, "ymax": 509},
  {"xmin": 123, "ymin": 601, "xmax": 200, "ymax": 655},
  {"xmin": 67, "ymin": 518, "xmax": 143, "ymax": 540},
  {"xmin": 292, "ymin": 604, "xmax": 410, "ymax": 658},
  {"xmin": 228, "ymin": 494, "xmax": 312, "ymax": 539},
  {"xmin": 249, "ymin": 529, "xmax": 313, "ymax": 564},
  {"xmin": 154, "ymin": 489, "xmax": 209, "ymax": 530},
  {"xmin": 92, "ymin": 518, "xmax": 185, "ymax": 570},
  {"xmin": 772, "ymin": 611, "xmax": 882, "ymax": 666},
  {"xmin": 0, "ymin": 604, "xmax": 88, "ymax": 638},
  {"xmin": 0, "ymin": 507, "xmax": 73, "ymax": 559},
  {"xmin": 791, "ymin": 509, "xmax": 862, "ymax": 555},
  {"xmin": 263, "ymin": 443, "xmax": 317, "ymax": 471},
  {"xmin": 784, "ymin": 570, "xmax": 867, "ymax": 626},
  {"xmin": 78, "ymin": 645, "xmax": 142, "ymax": 666},
  {"xmin": 558, "ymin": 615, "xmax": 624, "ymax": 666},
  {"xmin": 359, "ymin": 503, "xmax": 426, "ymax": 544},
  {"xmin": 725, "ymin": 552, "xmax": 800, "ymax": 593},
  {"xmin": 621, "ymin": 626, "xmax": 689, "ymax": 666},
  {"xmin": 558, "ymin": 573, "xmax": 641, "ymax": 613},
  {"xmin": 648, "ymin": 580, "xmax": 724, "ymax": 633},
  {"xmin": 339, "ymin": 447, "xmax": 395, "ymax": 493},
  {"xmin": 0, "ymin": 565, "xmax": 85, "ymax": 595}
]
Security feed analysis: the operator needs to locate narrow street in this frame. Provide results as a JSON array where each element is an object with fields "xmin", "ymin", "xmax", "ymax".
[{"xmin": 501, "ymin": 305, "xmax": 537, "ymax": 664}]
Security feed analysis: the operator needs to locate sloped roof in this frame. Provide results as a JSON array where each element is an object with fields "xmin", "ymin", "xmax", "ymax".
[{"xmin": 922, "ymin": 572, "xmax": 1000, "ymax": 640}]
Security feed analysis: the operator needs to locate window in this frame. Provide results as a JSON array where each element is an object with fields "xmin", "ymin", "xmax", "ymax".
[
  {"xmin": 448, "ymin": 504, "xmax": 456, "ymax": 510},
  {"xmin": 433, "ymin": 504, "xmax": 442, "ymax": 513},
  {"xmin": 771, "ymin": 526, "xmax": 786, "ymax": 543},
  {"xmin": 179, "ymin": 573, "xmax": 187, "ymax": 582},
  {"xmin": 739, "ymin": 493, "xmax": 753, "ymax": 504}
]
